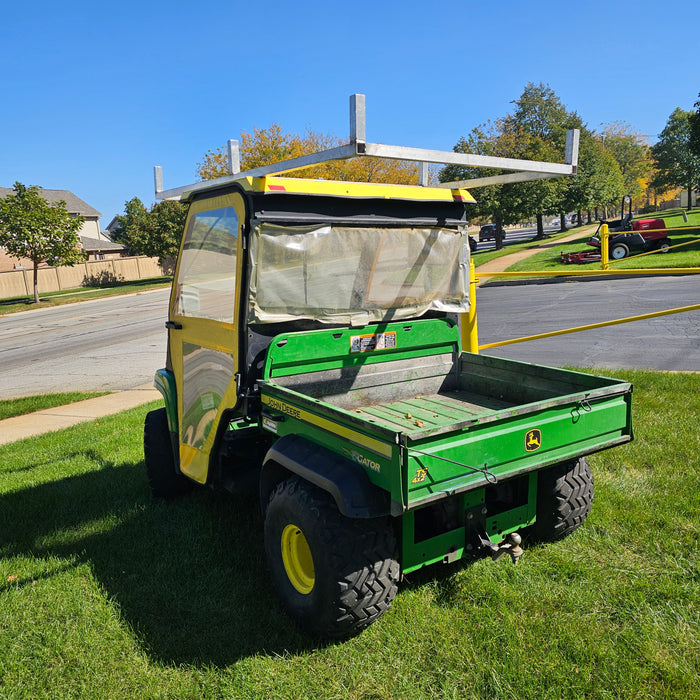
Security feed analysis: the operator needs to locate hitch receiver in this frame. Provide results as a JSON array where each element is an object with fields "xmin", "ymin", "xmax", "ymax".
[{"xmin": 475, "ymin": 526, "xmax": 524, "ymax": 564}]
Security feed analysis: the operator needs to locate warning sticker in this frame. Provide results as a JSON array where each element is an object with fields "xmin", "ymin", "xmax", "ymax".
[{"xmin": 350, "ymin": 332, "xmax": 397, "ymax": 353}]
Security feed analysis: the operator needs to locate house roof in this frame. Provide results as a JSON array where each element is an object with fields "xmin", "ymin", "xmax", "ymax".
[
  {"xmin": 0, "ymin": 187, "xmax": 102, "ymax": 218},
  {"xmin": 105, "ymin": 216, "xmax": 121, "ymax": 232},
  {"xmin": 79, "ymin": 236, "xmax": 125, "ymax": 252}
]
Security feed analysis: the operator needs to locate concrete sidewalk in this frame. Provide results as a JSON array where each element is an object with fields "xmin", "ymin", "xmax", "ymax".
[
  {"xmin": 0, "ymin": 384, "xmax": 161, "ymax": 446},
  {"xmin": 0, "ymin": 228, "xmax": 593, "ymax": 446}
]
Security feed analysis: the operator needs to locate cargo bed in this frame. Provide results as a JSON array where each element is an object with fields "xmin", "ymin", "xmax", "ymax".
[{"xmin": 259, "ymin": 318, "xmax": 633, "ymax": 512}]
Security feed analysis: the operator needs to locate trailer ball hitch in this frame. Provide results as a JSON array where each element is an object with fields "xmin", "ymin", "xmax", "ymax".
[{"xmin": 475, "ymin": 529, "xmax": 523, "ymax": 564}]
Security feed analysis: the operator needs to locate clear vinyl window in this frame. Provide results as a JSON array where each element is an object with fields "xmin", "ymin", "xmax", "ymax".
[
  {"xmin": 248, "ymin": 223, "xmax": 469, "ymax": 325},
  {"xmin": 174, "ymin": 206, "xmax": 239, "ymax": 322}
]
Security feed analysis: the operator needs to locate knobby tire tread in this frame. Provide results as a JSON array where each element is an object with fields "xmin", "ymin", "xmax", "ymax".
[
  {"xmin": 144, "ymin": 408, "xmax": 192, "ymax": 499},
  {"xmin": 532, "ymin": 457, "xmax": 594, "ymax": 542},
  {"xmin": 265, "ymin": 477, "xmax": 399, "ymax": 639}
]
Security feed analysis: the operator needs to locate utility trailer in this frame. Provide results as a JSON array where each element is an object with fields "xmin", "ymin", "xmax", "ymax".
[{"xmin": 144, "ymin": 95, "xmax": 632, "ymax": 639}]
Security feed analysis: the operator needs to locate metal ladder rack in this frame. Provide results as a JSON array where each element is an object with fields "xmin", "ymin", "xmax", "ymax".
[{"xmin": 155, "ymin": 93, "xmax": 579, "ymax": 201}]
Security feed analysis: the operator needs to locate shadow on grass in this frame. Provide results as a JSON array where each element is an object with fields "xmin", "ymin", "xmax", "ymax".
[{"xmin": 0, "ymin": 457, "xmax": 319, "ymax": 665}]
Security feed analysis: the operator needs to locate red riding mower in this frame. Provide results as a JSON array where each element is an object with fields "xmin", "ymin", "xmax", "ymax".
[{"xmin": 561, "ymin": 196, "xmax": 672, "ymax": 264}]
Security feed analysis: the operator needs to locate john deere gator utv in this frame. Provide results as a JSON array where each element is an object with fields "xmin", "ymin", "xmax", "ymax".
[{"xmin": 144, "ymin": 95, "xmax": 632, "ymax": 639}]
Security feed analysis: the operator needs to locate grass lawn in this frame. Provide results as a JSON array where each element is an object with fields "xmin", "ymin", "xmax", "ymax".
[
  {"xmin": 0, "ymin": 277, "xmax": 171, "ymax": 315},
  {"xmin": 472, "ymin": 225, "xmax": 596, "ymax": 268},
  {"xmin": 1, "ymin": 371, "xmax": 698, "ymax": 699},
  {"xmin": 476, "ymin": 210, "xmax": 700, "ymax": 274},
  {"xmin": 0, "ymin": 392, "xmax": 110, "ymax": 421},
  {"xmin": 639, "ymin": 207, "xmax": 700, "ymax": 228},
  {"xmin": 506, "ymin": 234, "xmax": 700, "ymax": 274},
  {"xmin": 504, "ymin": 226, "xmax": 699, "ymax": 275}
]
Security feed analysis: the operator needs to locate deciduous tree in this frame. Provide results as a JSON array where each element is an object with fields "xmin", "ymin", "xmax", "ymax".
[
  {"xmin": 439, "ymin": 121, "xmax": 528, "ymax": 248},
  {"xmin": 651, "ymin": 107, "xmax": 700, "ymax": 210},
  {"xmin": 560, "ymin": 131, "xmax": 625, "ymax": 222},
  {"xmin": 439, "ymin": 83, "xmax": 617, "ymax": 244},
  {"xmin": 111, "ymin": 197, "xmax": 186, "ymax": 273},
  {"xmin": 689, "ymin": 93, "xmax": 700, "ymax": 159},
  {"xmin": 506, "ymin": 83, "xmax": 580, "ymax": 236},
  {"xmin": 196, "ymin": 124, "xmax": 418, "ymax": 184},
  {"xmin": 0, "ymin": 182, "xmax": 84, "ymax": 303},
  {"xmin": 597, "ymin": 122, "xmax": 651, "ymax": 202}
]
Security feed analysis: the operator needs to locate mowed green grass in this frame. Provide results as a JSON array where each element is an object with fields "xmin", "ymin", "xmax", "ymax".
[
  {"xmin": 1, "ymin": 371, "xmax": 698, "ymax": 699},
  {"xmin": 472, "ymin": 225, "xmax": 597, "ymax": 268},
  {"xmin": 0, "ymin": 392, "xmax": 109, "ymax": 421},
  {"xmin": 643, "ymin": 208, "xmax": 700, "ymax": 227},
  {"xmin": 506, "ymin": 232, "xmax": 700, "ymax": 273},
  {"xmin": 505, "ymin": 210, "xmax": 700, "ymax": 274}
]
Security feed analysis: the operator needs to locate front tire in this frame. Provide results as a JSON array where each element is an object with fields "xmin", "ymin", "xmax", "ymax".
[
  {"xmin": 264, "ymin": 477, "xmax": 399, "ymax": 639},
  {"xmin": 610, "ymin": 242, "xmax": 629, "ymax": 260},
  {"xmin": 144, "ymin": 408, "xmax": 192, "ymax": 498},
  {"xmin": 530, "ymin": 457, "xmax": 594, "ymax": 542}
]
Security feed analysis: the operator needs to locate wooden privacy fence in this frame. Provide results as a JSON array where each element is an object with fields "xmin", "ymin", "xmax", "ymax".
[{"xmin": 0, "ymin": 256, "xmax": 165, "ymax": 299}]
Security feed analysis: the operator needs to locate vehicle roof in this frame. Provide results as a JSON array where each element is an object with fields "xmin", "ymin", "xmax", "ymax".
[{"xmin": 234, "ymin": 176, "xmax": 476, "ymax": 204}]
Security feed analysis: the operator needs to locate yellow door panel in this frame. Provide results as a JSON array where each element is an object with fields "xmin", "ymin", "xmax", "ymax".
[{"xmin": 168, "ymin": 191, "xmax": 246, "ymax": 484}]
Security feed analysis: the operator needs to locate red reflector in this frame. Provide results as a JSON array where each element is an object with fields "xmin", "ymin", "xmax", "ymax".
[{"xmin": 267, "ymin": 184, "xmax": 287, "ymax": 191}]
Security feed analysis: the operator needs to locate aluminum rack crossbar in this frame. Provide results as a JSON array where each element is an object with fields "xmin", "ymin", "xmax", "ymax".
[{"xmin": 155, "ymin": 94, "xmax": 579, "ymax": 201}]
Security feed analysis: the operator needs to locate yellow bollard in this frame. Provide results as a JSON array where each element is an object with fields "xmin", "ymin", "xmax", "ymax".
[
  {"xmin": 461, "ymin": 260, "xmax": 479, "ymax": 353},
  {"xmin": 600, "ymin": 223, "xmax": 609, "ymax": 271}
]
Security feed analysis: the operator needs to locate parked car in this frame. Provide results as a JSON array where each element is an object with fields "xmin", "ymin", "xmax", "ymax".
[{"xmin": 479, "ymin": 224, "xmax": 505, "ymax": 241}]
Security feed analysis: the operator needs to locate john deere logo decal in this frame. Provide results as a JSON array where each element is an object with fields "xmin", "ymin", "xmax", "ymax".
[{"xmin": 525, "ymin": 429, "xmax": 542, "ymax": 452}]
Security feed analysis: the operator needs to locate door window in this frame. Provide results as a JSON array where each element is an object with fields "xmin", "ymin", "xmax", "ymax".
[{"xmin": 174, "ymin": 206, "xmax": 239, "ymax": 323}]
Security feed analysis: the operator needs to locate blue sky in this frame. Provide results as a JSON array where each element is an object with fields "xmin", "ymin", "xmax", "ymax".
[{"xmin": 1, "ymin": 0, "xmax": 698, "ymax": 226}]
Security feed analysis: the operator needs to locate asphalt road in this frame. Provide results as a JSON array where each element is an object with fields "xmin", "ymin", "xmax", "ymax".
[
  {"xmin": 0, "ymin": 275, "xmax": 697, "ymax": 400},
  {"xmin": 0, "ymin": 288, "xmax": 170, "ymax": 399}
]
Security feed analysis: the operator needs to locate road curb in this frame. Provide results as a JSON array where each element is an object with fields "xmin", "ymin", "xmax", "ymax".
[{"xmin": 478, "ymin": 271, "xmax": 699, "ymax": 288}]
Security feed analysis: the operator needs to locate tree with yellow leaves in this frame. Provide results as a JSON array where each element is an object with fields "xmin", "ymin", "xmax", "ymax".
[
  {"xmin": 196, "ymin": 124, "xmax": 419, "ymax": 184},
  {"xmin": 596, "ymin": 122, "xmax": 651, "ymax": 205}
]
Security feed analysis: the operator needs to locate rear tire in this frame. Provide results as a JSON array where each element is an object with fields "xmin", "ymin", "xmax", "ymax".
[
  {"xmin": 264, "ymin": 476, "xmax": 399, "ymax": 639},
  {"xmin": 144, "ymin": 408, "xmax": 192, "ymax": 498},
  {"xmin": 530, "ymin": 458, "xmax": 594, "ymax": 542}
]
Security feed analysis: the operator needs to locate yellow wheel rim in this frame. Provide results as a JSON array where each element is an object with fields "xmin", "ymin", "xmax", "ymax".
[{"xmin": 281, "ymin": 524, "xmax": 315, "ymax": 594}]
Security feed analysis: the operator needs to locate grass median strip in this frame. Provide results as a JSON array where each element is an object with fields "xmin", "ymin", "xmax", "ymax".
[
  {"xmin": 0, "ymin": 277, "xmax": 171, "ymax": 315},
  {"xmin": 0, "ymin": 371, "xmax": 698, "ymax": 698},
  {"xmin": 0, "ymin": 392, "xmax": 110, "ymax": 421}
]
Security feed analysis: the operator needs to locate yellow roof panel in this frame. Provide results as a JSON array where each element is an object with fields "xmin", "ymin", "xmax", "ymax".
[{"xmin": 238, "ymin": 176, "xmax": 476, "ymax": 203}]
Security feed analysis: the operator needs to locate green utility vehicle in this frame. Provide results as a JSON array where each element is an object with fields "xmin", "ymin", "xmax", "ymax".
[{"xmin": 144, "ymin": 98, "xmax": 632, "ymax": 638}]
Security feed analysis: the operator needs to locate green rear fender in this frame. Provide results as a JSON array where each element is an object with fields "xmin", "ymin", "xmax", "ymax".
[
  {"xmin": 154, "ymin": 369, "xmax": 178, "ymax": 434},
  {"xmin": 260, "ymin": 434, "xmax": 392, "ymax": 519}
]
